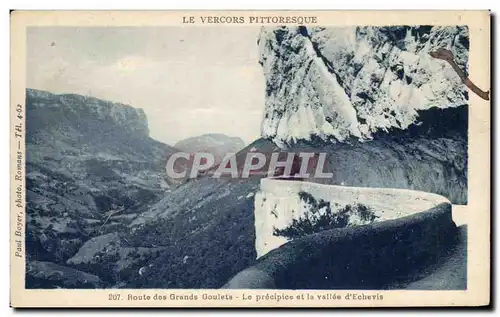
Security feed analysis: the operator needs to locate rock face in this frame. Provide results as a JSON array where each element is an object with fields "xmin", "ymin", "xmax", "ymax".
[
  {"xmin": 25, "ymin": 89, "xmax": 176, "ymax": 287},
  {"xmin": 27, "ymin": 89, "xmax": 150, "ymax": 137},
  {"xmin": 288, "ymin": 105, "xmax": 468, "ymax": 204},
  {"xmin": 174, "ymin": 133, "xmax": 245, "ymax": 164},
  {"xmin": 258, "ymin": 26, "xmax": 469, "ymax": 146}
]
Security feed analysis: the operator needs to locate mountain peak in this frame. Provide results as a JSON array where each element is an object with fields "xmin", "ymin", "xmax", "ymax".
[{"xmin": 174, "ymin": 133, "xmax": 246, "ymax": 164}]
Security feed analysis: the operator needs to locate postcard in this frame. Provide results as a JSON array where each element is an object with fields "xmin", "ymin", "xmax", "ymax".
[{"xmin": 10, "ymin": 10, "xmax": 491, "ymax": 307}]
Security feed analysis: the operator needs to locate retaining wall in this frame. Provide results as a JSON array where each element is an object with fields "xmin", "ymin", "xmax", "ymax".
[{"xmin": 224, "ymin": 178, "xmax": 457, "ymax": 289}]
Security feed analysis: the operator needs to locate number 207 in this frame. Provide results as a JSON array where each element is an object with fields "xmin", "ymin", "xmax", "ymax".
[{"xmin": 109, "ymin": 294, "xmax": 121, "ymax": 300}]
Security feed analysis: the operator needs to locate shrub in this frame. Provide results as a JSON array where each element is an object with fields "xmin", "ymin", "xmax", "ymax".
[{"xmin": 273, "ymin": 191, "xmax": 379, "ymax": 239}]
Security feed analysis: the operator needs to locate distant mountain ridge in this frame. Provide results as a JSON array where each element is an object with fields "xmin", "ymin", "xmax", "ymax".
[{"xmin": 174, "ymin": 133, "xmax": 245, "ymax": 164}]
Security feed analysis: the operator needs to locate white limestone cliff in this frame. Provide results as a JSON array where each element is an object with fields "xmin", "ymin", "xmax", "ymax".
[{"xmin": 258, "ymin": 26, "xmax": 469, "ymax": 146}]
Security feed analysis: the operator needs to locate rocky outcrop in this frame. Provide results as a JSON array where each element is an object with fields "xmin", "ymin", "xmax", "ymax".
[
  {"xmin": 26, "ymin": 88, "xmax": 150, "ymax": 137},
  {"xmin": 258, "ymin": 26, "xmax": 469, "ymax": 146}
]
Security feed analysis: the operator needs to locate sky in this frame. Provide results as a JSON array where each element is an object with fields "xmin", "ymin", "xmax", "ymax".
[{"xmin": 27, "ymin": 27, "xmax": 265, "ymax": 146}]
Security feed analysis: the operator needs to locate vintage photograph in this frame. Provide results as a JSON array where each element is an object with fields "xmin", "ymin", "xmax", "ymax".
[{"xmin": 10, "ymin": 11, "xmax": 491, "ymax": 307}]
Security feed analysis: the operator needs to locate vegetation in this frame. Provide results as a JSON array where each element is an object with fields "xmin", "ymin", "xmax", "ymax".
[
  {"xmin": 121, "ymin": 186, "xmax": 258, "ymax": 289},
  {"xmin": 273, "ymin": 191, "xmax": 379, "ymax": 239}
]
